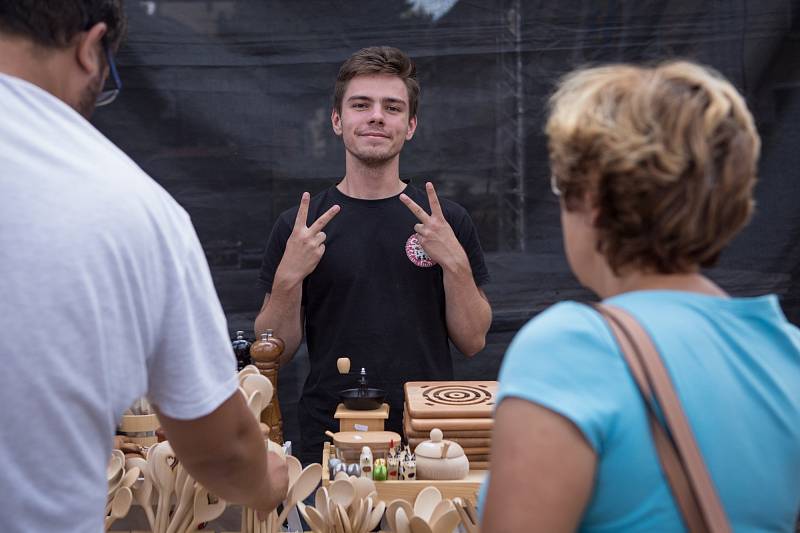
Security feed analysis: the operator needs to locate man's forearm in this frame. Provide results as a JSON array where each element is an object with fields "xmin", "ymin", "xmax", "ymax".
[
  {"xmin": 254, "ymin": 275, "xmax": 304, "ymax": 365},
  {"xmin": 442, "ymin": 258, "xmax": 492, "ymax": 356},
  {"xmin": 156, "ymin": 393, "xmax": 282, "ymax": 511}
]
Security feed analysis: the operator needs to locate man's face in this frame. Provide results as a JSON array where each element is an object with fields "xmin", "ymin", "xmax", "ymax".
[{"xmin": 332, "ymin": 74, "xmax": 417, "ymax": 166}]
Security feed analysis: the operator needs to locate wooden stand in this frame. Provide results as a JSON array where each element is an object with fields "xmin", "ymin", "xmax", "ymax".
[
  {"xmin": 334, "ymin": 402, "xmax": 389, "ymax": 432},
  {"xmin": 322, "ymin": 441, "xmax": 485, "ymax": 505},
  {"xmin": 250, "ymin": 331, "xmax": 285, "ymax": 444}
]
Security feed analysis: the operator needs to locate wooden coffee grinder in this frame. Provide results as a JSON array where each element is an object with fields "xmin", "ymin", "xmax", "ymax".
[{"xmin": 249, "ymin": 329, "xmax": 285, "ymax": 443}]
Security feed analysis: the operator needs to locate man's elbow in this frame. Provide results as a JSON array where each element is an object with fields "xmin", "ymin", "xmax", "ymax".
[{"xmin": 459, "ymin": 335, "xmax": 487, "ymax": 357}]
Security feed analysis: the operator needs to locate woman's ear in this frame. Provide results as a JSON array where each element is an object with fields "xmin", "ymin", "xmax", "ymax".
[{"xmin": 75, "ymin": 22, "xmax": 108, "ymax": 76}]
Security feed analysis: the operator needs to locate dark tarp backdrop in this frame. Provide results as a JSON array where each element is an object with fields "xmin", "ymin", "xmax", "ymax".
[{"xmin": 93, "ymin": 0, "xmax": 800, "ymax": 450}]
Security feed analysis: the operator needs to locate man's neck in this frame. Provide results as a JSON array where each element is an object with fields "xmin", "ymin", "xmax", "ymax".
[
  {"xmin": 0, "ymin": 36, "xmax": 68, "ymax": 101},
  {"xmin": 337, "ymin": 153, "xmax": 406, "ymax": 199}
]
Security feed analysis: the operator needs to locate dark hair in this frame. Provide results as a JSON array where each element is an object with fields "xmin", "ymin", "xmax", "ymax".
[
  {"xmin": 333, "ymin": 46, "xmax": 420, "ymax": 119},
  {"xmin": 0, "ymin": 0, "xmax": 126, "ymax": 49}
]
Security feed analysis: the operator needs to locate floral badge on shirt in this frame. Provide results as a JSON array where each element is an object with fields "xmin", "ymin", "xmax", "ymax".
[{"xmin": 405, "ymin": 233, "xmax": 436, "ymax": 268}]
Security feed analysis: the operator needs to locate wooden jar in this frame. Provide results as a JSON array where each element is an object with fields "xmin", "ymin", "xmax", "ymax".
[
  {"xmin": 414, "ymin": 428, "xmax": 470, "ymax": 480},
  {"xmin": 118, "ymin": 413, "xmax": 160, "ymax": 446}
]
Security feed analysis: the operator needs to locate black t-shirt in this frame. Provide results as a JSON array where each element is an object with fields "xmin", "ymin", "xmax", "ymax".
[{"xmin": 258, "ymin": 182, "xmax": 490, "ymax": 463}]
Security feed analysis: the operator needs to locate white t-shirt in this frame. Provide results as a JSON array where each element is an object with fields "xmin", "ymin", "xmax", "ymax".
[{"xmin": 0, "ymin": 73, "xmax": 239, "ymax": 532}]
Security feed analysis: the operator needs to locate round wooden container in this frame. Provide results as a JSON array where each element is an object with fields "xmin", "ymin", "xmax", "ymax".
[
  {"xmin": 119, "ymin": 413, "xmax": 159, "ymax": 446},
  {"xmin": 414, "ymin": 428, "xmax": 470, "ymax": 480}
]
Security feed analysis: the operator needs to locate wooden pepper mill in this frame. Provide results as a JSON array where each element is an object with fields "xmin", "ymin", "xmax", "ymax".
[{"xmin": 249, "ymin": 329, "xmax": 285, "ymax": 444}]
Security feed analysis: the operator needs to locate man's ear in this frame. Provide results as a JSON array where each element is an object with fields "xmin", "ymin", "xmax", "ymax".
[
  {"xmin": 75, "ymin": 22, "xmax": 108, "ymax": 76},
  {"xmin": 406, "ymin": 115, "xmax": 417, "ymax": 141},
  {"xmin": 331, "ymin": 108, "xmax": 343, "ymax": 136}
]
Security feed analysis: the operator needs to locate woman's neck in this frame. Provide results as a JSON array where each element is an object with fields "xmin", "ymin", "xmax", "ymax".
[{"xmin": 596, "ymin": 270, "xmax": 728, "ymax": 299}]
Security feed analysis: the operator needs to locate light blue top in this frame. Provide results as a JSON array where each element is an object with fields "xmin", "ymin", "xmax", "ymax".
[{"xmin": 479, "ymin": 291, "xmax": 800, "ymax": 532}]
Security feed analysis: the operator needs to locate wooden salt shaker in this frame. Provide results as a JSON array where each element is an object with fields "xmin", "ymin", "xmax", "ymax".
[{"xmin": 250, "ymin": 329, "xmax": 285, "ymax": 443}]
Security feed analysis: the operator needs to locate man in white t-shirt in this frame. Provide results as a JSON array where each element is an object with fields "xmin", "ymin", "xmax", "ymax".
[{"xmin": 0, "ymin": 2, "xmax": 288, "ymax": 531}]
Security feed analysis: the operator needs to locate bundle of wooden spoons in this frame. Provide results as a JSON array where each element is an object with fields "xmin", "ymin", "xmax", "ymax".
[
  {"xmin": 384, "ymin": 487, "xmax": 463, "ymax": 533},
  {"xmin": 295, "ymin": 474, "xmax": 386, "ymax": 533},
  {"xmin": 104, "ymin": 449, "xmax": 136, "ymax": 531}
]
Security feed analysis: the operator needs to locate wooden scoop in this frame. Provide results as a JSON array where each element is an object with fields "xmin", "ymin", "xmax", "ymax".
[
  {"xmin": 104, "ymin": 486, "xmax": 132, "ymax": 531},
  {"xmin": 328, "ymin": 479, "xmax": 355, "ymax": 509},
  {"xmin": 413, "ymin": 486, "xmax": 442, "ymax": 522},
  {"xmin": 337, "ymin": 357, "xmax": 351, "ymax": 375},
  {"xmin": 276, "ymin": 463, "xmax": 323, "ymax": 525}
]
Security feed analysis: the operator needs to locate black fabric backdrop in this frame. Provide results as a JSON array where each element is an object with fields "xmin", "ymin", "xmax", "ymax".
[{"xmin": 93, "ymin": 0, "xmax": 800, "ymax": 447}]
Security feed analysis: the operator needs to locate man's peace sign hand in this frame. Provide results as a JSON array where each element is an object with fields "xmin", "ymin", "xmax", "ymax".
[
  {"xmin": 275, "ymin": 192, "xmax": 340, "ymax": 285},
  {"xmin": 399, "ymin": 182, "xmax": 468, "ymax": 270}
]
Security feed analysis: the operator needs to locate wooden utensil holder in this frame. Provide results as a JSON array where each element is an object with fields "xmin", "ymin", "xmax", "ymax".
[{"xmin": 119, "ymin": 413, "xmax": 159, "ymax": 446}]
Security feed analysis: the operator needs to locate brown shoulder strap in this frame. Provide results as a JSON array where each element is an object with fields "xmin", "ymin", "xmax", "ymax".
[{"xmin": 592, "ymin": 303, "xmax": 731, "ymax": 533}]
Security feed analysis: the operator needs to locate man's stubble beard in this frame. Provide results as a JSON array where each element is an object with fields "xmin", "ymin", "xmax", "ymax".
[
  {"xmin": 345, "ymin": 140, "xmax": 404, "ymax": 168},
  {"xmin": 76, "ymin": 71, "xmax": 103, "ymax": 119}
]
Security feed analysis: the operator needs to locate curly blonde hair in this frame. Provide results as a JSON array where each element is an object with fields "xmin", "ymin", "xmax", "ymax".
[{"xmin": 546, "ymin": 61, "xmax": 760, "ymax": 274}]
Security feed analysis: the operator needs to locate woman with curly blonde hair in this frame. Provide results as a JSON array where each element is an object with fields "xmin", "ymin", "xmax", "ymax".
[{"xmin": 481, "ymin": 61, "xmax": 800, "ymax": 532}]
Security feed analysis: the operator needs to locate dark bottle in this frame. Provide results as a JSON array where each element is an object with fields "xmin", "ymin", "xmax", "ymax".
[{"xmin": 232, "ymin": 330, "xmax": 252, "ymax": 371}]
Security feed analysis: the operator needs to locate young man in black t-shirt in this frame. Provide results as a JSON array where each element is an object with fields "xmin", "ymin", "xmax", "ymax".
[{"xmin": 255, "ymin": 46, "xmax": 492, "ymax": 464}]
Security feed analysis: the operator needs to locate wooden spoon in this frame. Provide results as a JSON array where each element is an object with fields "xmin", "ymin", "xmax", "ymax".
[
  {"xmin": 347, "ymin": 496, "xmax": 363, "ymax": 532},
  {"xmin": 106, "ymin": 453, "xmax": 124, "ymax": 482},
  {"xmin": 428, "ymin": 499, "xmax": 453, "ymax": 527},
  {"xmin": 186, "ymin": 487, "xmax": 226, "ymax": 533},
  {"xmin": 166, "ymin": 474, "xmax": 194, "ymax": 533},
  {"xmin": 276, "ymin": 463, "xmax": 322, "ymax": 525},
  {"xmin": 242, "ymin": 373, "xmax": 274, "ymax": 406},
  {"xmin": 395, "ymin": 506, "xmax": 411, "ymax": 533},
  {"xmin": 125, "ymin": 457, "xmax": 156, "ymax": 531},
  {"xmin": 386, "ymin": 499, "xmax": 413, "ymax": 533},
  {"xmin": 247, "ymin": 390, "xmax": 264, "ymax": 419},
  {"xmin": 329, "ymin": 479, "xmax": 355, "ymax": 510},
  {"xmin": 365, "ymin": 499, "xmax": 386, "ymax": 533},
  {"xmin": 299, "ymin": 501, "xmax": 328, "ymax": 533},
  {"xmin": 431, "ymin": 508, "xmax": 460, "ymax": 533},
  {"xmin": 149, "ymin": 442, "xmax": 177, "ymax": 533},
  {"xmin": 409, "ymin": 516, "xmax": 433, "ymax": 533},
  {"xmin": 337, "ymin": 503, "xmax": 352, "ymax": 533},
  {"xmin": 355, "ymin": 496, "xmax": 373, "ymax": 533},
  {"xmin": 351, "ymin": 476, "xmax": 375, "ymax": 501},
  {"xmin": 237, "ymin": 365, "xmax": 259, "ymax": 383},
  {"xmin": 413, "ymin": 486, "xmax": 442, "ymax": 522},
  {"xmin": 285, "ymin": 454, "xmax": 302, "ymax": 486},
  {"xmin": 104, "ymin": 486, "xmax": 133, "ymax": 531},
  {"xmin": 315, "ymin": 486, "xmax": 331, "ymax": 523}
]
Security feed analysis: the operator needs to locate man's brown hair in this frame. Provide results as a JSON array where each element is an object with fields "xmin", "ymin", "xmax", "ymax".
[
  {"xmin": 0, "ymin": 0, "xmax": 126, "ymax": 49},
  {"xmin": 333, "ymin": 46, "xmax": 420, "ymax": 119},
  {"xmin": 546, "ymin": 61, "xmax": 760, "ymax": 274}
]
